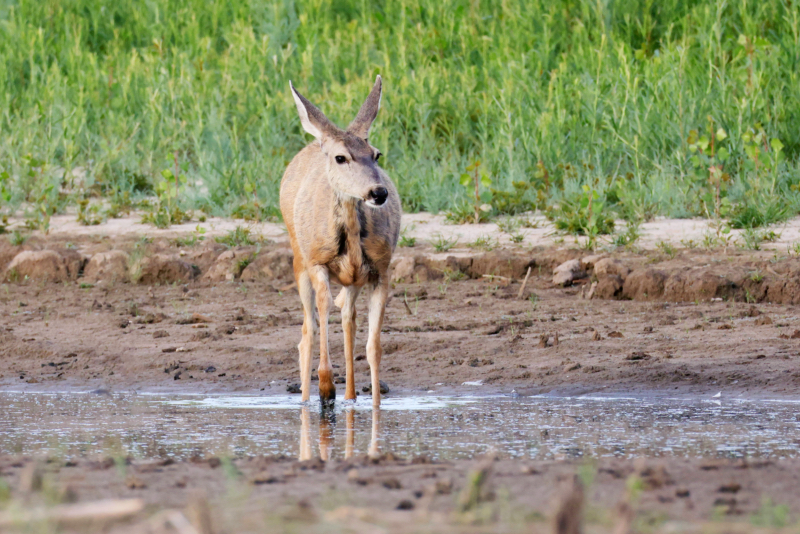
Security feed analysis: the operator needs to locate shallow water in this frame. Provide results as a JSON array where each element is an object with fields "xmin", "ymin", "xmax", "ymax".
[{"xmin": 1, "ymin": 392, "xmax": 799, "ymax": 461}]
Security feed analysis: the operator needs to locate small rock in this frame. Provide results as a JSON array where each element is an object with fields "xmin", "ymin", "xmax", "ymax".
[
  {"xmin": 396, "ymin": 500, "xmax": 415, "ymax": 510},
  {"xmin": 119, "ymin": 319, "xmax": 131, "ymax": 329},
  {"xmin": 718, "ymin": 482, "xmax": 741, "ymax": 494},
  {"xmin": 83, "ymin": 251, "xmax": 130, "ymax": 283},
  {"xmin": 334, "ymin": 376, "xmax": 345, "ymax": 384},
  {"xmin": 580, "ymin": 254, "xmax": 605, "ymax": 271},
  {"xmin": 675, "ymin": 488, "xmax": 691, "ymax": 498},
  {"xmin": 126, "ymin": 476, "xmax": 147, "ymax": 489},
  {"xmin": 591, "ymin": 330, "xmax": 602, "ymax": 341},
  {"xmin": 152, "ymin": 330, "xmax": 169, "ymax": 338},
  {"xmin": 204, "ymin": 366, "xmax": 217, "ymax": 373},
  {"xmin": 608, "ymin": 331, "xmax": 624, "ymax": 338},
  {"xmin": 287, "ymin": 383, "xmax": 301, "ymax": 394},
  {"xmin": 593, "ymin": 258, "xmax": 631, "ymax": 281},
  {"xmin": 362, "ymin": 381, "xmax": 390, "ymax": 395},
  {"xmin": 626, "ymin": 351, "xmax": 651, "ymax": 361},
  {"xmin": 755, "ymin": 316, "xmax": 773, "ymax": 326},
  {"xmin": 382, "ymin": 478, "xmax": 402, "ymax": 490},
  {"xmin": 391, "ymin": 256, "xmax": 416, "ymax": 282},
  {"xmin": 552, "ymin": 259, "xmax": 584, "ymax": 287}
]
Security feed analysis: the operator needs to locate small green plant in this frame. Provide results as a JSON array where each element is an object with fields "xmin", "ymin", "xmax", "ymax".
[
  {"xmin": 468, "ymin": 234, "xmax": 498, "ymax": 251},
  {"xmin": 9, "ymin": 230, "xmax": 28, "ymax": 246},
  {"xmin": 175, "ymin": 225, "xmax": 207, "ymax": 247},
  {"xmin": 495, "ymin": 217, "xmax": 521, "ymax": 234},
  {"xmin": 701, "ymin": 230, "xmax": 733, "ymax": 250},
  {"xmin": 688, "ymin": 119, "xmax": 731, "ymax": 240},
  {"xmin": 430, "ymin": 233, "xmax": 459, "ymax": 252},
  {"xmin": 399, "ymin": 234, "xmax": 417, "ymax": 247},
  {"xmin": 399, "ymin": 225, "xmax": 417, "ymax": 247},
  {"xmin": 788, "ymin": 242, "xmax": 800, "ymax": 256},
  {"xmin": 739, "ymin": 228, "xmax": 780, "ymax": 250},
  {"xmin": 731, "ymin": 123, "xmax": 790, "ymax": 229},
  {"xmin": 141, "ymin": 154, "xmax": 192, "ymax": 228},
  {"xmin": 748, "ymin": 270, "xmax": 764, "ymax": 282},
  {"xmin": 442, "ymin": 268, "xmax": 466, "ymax": 282},
  {"xmin": 612, "ymin": 221, "xmax": 641, "ymax": 248},
  {"xmin": 655, "ymin": 240, "xmax": 676, "ymax": 258},
  {"xmin": 216, "ymin": 226, "xmax": 258, "ymax": 247},
  {"xmin": 750, "ymin": 497, "xmax": 790, "ymax": 528},
  {"xmin": 680, "ymin": 238, "xmax": 698, "ymax": 249},
  {"xmin": 447, "ymin": 160, "xmax": 493, "ymax": 224},
  {"xmin": 77, "ymin": 199, "xmax": 105, "ymax": 226},
  {"xmin": 548, "ymin": 184, "xmax": 615, "ymax": 248},
  {"xmin": 496, "ymin": 217, "xmax": 526, "ymax": 243}
]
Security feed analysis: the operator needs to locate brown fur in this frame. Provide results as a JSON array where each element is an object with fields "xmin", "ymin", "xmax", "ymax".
[{"xmin": 280, "ymin": 76, "xmax": 400, "ymax": 406}]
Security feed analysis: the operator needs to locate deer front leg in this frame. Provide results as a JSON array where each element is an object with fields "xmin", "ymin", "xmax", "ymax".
[
  {"xmin": 309, "ymin": 265, "xmax": 335, "ymax": 404},
  {"xmin": 296, "ymin": 270, "xmax": 315, "ymax": 402},
  {"xmin": 366, "ymin": 279, "xmax": 389, "ymax": 407},
  {"xmin": 339, "ymin": 285, "xmax": 361, "ymax": 401}
]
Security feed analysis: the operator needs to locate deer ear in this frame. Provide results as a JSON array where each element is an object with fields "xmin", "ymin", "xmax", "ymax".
[
  {"xmin": 347, "ymin": 75, "xmax": 382, "ymax": 139},
  {"xmin": 290, "ymin": 81, "xmax": 335, "ymax": 140}
]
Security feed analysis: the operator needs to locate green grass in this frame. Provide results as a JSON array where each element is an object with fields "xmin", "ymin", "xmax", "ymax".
[{"xmin": 1, "ymin": 0, "xmax": 800, "ymax": 228}]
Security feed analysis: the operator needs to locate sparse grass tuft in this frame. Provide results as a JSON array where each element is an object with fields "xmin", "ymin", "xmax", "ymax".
[
  {"xmin": 467, "ymin": 235, "xmax": 498, "ymax": 251},
  {"xmin": 430, "ymin": 233, "xmax": 459, "ymax": 253},
  {"xmin": 215, "ymin": 226, "xmax": 259, "ymax": 248}
]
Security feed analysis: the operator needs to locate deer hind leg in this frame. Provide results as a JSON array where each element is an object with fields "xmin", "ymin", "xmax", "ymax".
[
  {"xmin": 338, "ymin": 285, "xmax": 361, "ymax": 401},
  {"xmin": 366, "ymin": 278, "xmax": 389, "ymax": 407},
  {"xmin": 308, "ymin": 265, "xmax": 335, "ymax": 404},
  {"xmin": 297, "ymin": 269, "xmax": 315, "ymax": 403}
]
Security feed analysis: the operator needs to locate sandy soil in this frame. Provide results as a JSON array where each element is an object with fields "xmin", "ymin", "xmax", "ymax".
[
  {"xmin": 3, "ymin": 222, "xmax": 800, "ymax": 533},
  {"xmin": 2, "ymin": 263, "xmax": 799, "ymax": 397},
  {"xmin": 12, "ymin": 211, "xmax": 800, "ymax": 251}
]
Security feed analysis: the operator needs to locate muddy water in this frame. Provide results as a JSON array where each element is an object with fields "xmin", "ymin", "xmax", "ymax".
[{"xmin": 1, "ymin": 392, "xmax": 799, "ymax": 461}]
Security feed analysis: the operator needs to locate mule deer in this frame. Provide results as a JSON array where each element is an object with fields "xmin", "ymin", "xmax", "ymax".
[{"xmin": 280, "ymin": 76, "xmax": 400, "ymax": 407}]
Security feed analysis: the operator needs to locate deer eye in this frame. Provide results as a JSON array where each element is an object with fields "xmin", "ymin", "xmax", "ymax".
[
  {"xmin": 335, "ymin": 155, "xmax": 347, "ymax": 164},
  {"xmin": 375, "ymin": 152, "xmax": 382, "ymax": 161}
]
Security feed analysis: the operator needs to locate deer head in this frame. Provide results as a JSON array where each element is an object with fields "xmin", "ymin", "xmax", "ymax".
[{"xmin": 289, "ymin": 76, "xmax": 389, "ymax": 207}]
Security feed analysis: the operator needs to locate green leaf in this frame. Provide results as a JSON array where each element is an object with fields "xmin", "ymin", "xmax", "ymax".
[
  {"xmin": 717, "ymin": 147, "xmax": 730, "ymax": 162},
  {"xmin": 480, "ymin": 176, "xmax": 492, "ymax": 188},
  {"xmin": 459, "ymin": 173, "xmax": 471, "ymax": 187},
  {"xmin": 737, "ymin": 34, "xmax": 748, "ymax": 46},
  {"xmin": 770, "ymin": 138, "xmax": 784, "ymax": 152},
  {"xmin": 715, "ymin": 128, "xmax": 727, "ymax": 141},
  {"xmin": 161, "ymin": 169, "xmax": 174, "ymax": 180}
]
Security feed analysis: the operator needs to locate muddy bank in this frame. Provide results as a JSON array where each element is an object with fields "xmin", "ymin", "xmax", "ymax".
[
  {"xmin": 2, "ymin": 263, "xmax": 800, "ymax": 397},
  {"xmin": 1, "ymin": 452, "xmax": 796, "ymax": 533},
  {"xmin": 5, "ymin": 233, "xmax": 800, "ymax": 305}
]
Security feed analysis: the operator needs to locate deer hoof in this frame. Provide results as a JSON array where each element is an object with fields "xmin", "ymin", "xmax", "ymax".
[{"xmin": 318, "ymin": 370, "xmax": 336, "ymax": 403}]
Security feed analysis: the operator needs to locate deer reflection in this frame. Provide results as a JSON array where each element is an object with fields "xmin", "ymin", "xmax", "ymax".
[{"xmin": 298, "ymin": 405, "xmax": 381, "ymax": 461}]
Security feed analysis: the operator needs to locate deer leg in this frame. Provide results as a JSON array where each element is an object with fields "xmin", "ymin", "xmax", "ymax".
[
  {"xmin": 309, "ymin": 265, "xmax": 335, "ymax": 404},
  {"xmin": 296, "ymin": 270, "xmax": 315, "ymax": 403},
  {"xmin": 339, "ymin": 285, "xmax": 361, "ymax": 401},
  {"xmin": 344, "ymin": 408, "xmax": 355, "ymax": 460},
  {"xmin": 298, "ymin": 406, "xmax": 312, "ymax": 461},
  {"xmin": 366, "ymin": 279, "xmax": 389, "ymax": 407},
  {"xmin": 369, "ymin": 406, "xmax": 381, "ymax": 458}
]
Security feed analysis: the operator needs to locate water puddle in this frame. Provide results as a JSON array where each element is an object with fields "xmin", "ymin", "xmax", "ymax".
[{"xmin": 1, "ymin": 392, "xmax": 799, "ymax": 461}]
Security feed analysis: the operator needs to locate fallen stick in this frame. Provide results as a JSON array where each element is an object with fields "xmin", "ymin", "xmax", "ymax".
[
  {"xmin": 0, "ymin": 498, "xmax": 144, "ymax": 527},
  {"xmin": 403, "ymin": 294, "xmax": 414, "ymax": 316},
  {"xmin": 517, "ymin": 266, "xmax": 532, "ymax": 299}
]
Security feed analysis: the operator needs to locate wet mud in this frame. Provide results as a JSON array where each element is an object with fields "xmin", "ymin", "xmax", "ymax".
[{"xmin": 3, "ymin": 235, "xmax": 800, "ymax": 532}]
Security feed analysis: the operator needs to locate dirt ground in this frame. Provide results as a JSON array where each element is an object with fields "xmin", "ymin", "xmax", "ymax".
[{"xmin": 3, "ymin": 230, "xmax": 800, "ymax": 533}]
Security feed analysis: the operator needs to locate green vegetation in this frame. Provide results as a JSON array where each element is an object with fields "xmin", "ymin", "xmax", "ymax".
[
  {"xmin": 430, "ymin": 233, "xmax": 459, "ymax": 253},
  {"xmin": 215, "ymin": 226, "xmax": 260, "ymax": 247},
  {"xmin": 1, "ymin": 0, "xmax": 800, "ymax": 231}
]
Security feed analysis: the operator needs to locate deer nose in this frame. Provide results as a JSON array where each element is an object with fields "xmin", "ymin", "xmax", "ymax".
[{"xmin": 368, "ymin": 187, "xmax": 388, "ymax": 206}]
